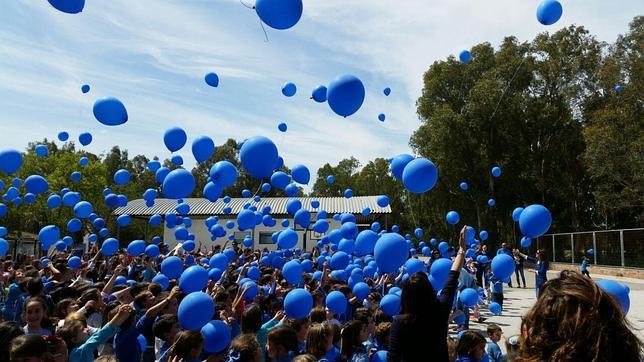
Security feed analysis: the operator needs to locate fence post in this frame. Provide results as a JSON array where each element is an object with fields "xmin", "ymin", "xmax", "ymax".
[
  {"xmin": 620, "ymin": 230, "xmax": 625, "ymax": 267},
  {"xmin": 570, "ymin": 234, "xmax": 575, "ymax": 264},
  {"xmin": 551, "ymin": 235, "xmax": 556, "ymax": 262},
  {"xmin": 592, "ymin": 232, "xmax": 597, "ymax": 265}
]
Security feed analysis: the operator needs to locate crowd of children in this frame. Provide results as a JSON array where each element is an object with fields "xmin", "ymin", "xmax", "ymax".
[{"xmin": 0, "ymin": 227, "xmax": 640, "ymax": 362}]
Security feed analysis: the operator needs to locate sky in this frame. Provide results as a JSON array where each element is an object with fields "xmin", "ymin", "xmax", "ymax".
[{"xmin": 0, "ymin": 0, "xmax": 641, "ymax": 190}]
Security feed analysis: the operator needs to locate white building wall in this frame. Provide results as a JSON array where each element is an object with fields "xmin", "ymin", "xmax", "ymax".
[{"xmin": 162, "ymin": 217, "xmax": 343, "ymax": 252}]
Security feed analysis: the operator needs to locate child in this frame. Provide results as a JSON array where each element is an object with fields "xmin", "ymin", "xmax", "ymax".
[
  {"xmin": 22, "ymin": 297, "xmax": 52, "ymax": 336},
  {"xmin": 10, "ymin": 334, "xmax": 51, "ymax": 361},
  {"xmin": 489, "ymin": 273, "xmax": 504, "ymax": 310},
  {"xmin": 306, "ymin": 322, "xmax": 340, "ymax": 362},
  {"xmin": 455, "ymin": 331, "xmax": 487, "ymax": 362},
  {"xmin": 229, "ymin": 333, "xmax": 262, "ymax": 362},
  {"xmin": 505, "ymin": 335, "xmax": 520, "ymax": 361},
  {"xmin": 373, "ymin": 322, "xmax": 391, "ymax": 351},
  {"xmin": 283, "ymin": 318, "xmax": 309, "ymax": 354},
  {"xmin": 581, "ymin": 256, "xmax": 591, "ymax": 278},
  {"xmin": 266, "ymin": 325, "xmax": 299, "ymax": 362},
  {"xmin": 167, "ymin": 330, "xmax": 204, "ymax": 362},
  {"xmin": 60, "ymin": 304, "xmax": 133, "ymax": 362},
  {"xmin": 152, "ymin": 314, "xmax": 179, "ymax": 362},
  {"xmin": 340, "ymin": 320, "xmax": 369, "ymax": 362},
  {"xmin": 485, "ymin": 324, "xmax": 506, "ymax": 362}
]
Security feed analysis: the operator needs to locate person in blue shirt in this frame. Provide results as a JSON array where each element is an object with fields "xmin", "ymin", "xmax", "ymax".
[
  {"xmin": 59, "ymin": 304, "xmax": 133, "ymax": 362},
  {"xmin": 518, "ymin": 249, "xmax": 549, "ymax": 298},
  {"xmin": 581, "ymin": 255, "xmax": 591, "ymax": 278},
  {"xmin": 306, "ymin": 322, "xmax": 340, "ymax": 362},
  {"xmin": 488, "ymin": 273, "xmax": 504, "ymax": 309},
  {"xmin": 2, "ymin": 282, "xmax": 25, "ymax": 323},
  {"xmin": 455, "ymin": 331, "xmax": 489, "ymax": 362},
  {"xmin": 485, "ymin": 324, "xmax": 506, "ymax": 362}
]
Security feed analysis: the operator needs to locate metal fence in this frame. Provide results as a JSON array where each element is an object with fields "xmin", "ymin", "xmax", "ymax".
[{"xmin": 528, "ymin": 228, "xmax": 644, "ymax": 268}]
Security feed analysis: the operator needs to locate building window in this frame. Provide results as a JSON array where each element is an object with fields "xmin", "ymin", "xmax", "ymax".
[
  {"xmin": 234, "ymin": 231, "xmax": 251, "ymax": 243},
  {"xmin": 258, "ymin": 232, "xmax": 274, "ymax": 245}
]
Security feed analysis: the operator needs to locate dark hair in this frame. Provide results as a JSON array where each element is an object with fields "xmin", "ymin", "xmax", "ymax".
[
  {"xmin": 456, "ymin": 331, "xmax": 486, "ymax": 357},
  {"xmin": 267, "ymin": 325, "xmax": 299, "ymax": 354},
  {"xmin": 0, "ymin": 321, "xmax": 24, "ymax": 361},
  {"xmin": 168, "ymin": 330, "xmax": 203, "ymax": 360},
  {"xmin": 148, "ymin": 283, "xmax": 163, "ymax": 296},
  {"xmin": 59, "ymin": 319, "xmax": 85, "ymax": 350},
  {"xmin": 10, "ymin": 334, "xmax": 48, "ymax": 361},
  {"xmin": 153, "ymin": 315, "xmax": 178, "ymax": 341},
  {"xmin": 309, "ymin": 307, "xmax": 326, "ymax": 324},
  {"xmin": 230, "ymin": 333, "xmax": 261, "ymax": 362},
  {"xmin": 340, "ymin": 320, "xmax": 364, "ymax": 359},
  {"xmin": 134, "ymin": 291, "xmax": 153, "ymax": 306},
  {"xmin": 25, "ymin": 277, "xmax": 44, "ymax": 296},
  {"xmin": 519, "ymin": 270, "xmax": 643, "ymax": 361},
  {"xmin": 241, "ymin": 305, "xmax": 262, "ymax": 334},
  {"xmin": 53, "ymin": 299, "xmax": 75, "ymax": 320},
  {"xmin": 306, "ymin": 323, "xmax": 332, "ymax": 358},
  {"xmin": 399, "ymin": 272, "xmax": 436, "ymax": 321},
  {"xmin": 487, "ymin": 323, "xmax": 502, "ymax": 336},
  {"xmin": 374, "ymin": 322, "xmax": 391, "ymax": 349},
  {"xmin": 373, "ymin": 309, "xmax": 392, "ymax": 324}
]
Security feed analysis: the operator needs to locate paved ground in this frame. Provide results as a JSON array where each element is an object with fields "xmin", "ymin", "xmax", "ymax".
[{"xmin": 447, "ymin": 269, "xmax": 644, "ymax": 352}]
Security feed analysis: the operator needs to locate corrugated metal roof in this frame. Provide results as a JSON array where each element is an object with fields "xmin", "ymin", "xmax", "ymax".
[{"xmin": 113, "ymin": 196, "xmax": 392, "ymax": 217}]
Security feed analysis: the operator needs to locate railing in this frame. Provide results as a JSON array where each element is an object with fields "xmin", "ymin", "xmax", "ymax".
[{"xmin": 527, "ymin": 228, "xmax": 644, "ymax": 268}]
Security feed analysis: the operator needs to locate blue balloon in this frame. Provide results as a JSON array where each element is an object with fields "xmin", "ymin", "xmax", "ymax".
[
  {"xmin": 371, "ymin": 350, "xmax": 388, "ymax": 362},
  {"xmin": 520, "ymin": 236, "xmax": 532, "ymax": 248},
  {"xmin": 24, "ymin": 175, "xmax": 49, "ymax": 195},
  {"xmin": 62, "ymin": 192, "xmax": 81, "ymax": 207},
  {"xmin": 44, "ymin": 194, "xmax": 60, "ymax": 210},
  {"xmin": 338, "ymin": 238, "xmax": 355, "ymax": 254},
  {"xmin": 192, "ymin": 135, "xmax": 215, "ymax": 163},
  {"xmin": 536, "ymin": 0, "xmax": 563, "ymax": 25},
  {"xmin": 294, "ymin": 209, "xmax": 311, "ymax": 228},
  {"xmin": 0, "ymin": 149, "xmax": 23, "ymax": 175},
  {"xmin": 330, "ymin": 251, "xmax": 350, "ymax": 270},
  {"xmin": 281, "ymin": 82, "xmax": 297, "ymax": 97},
  {"xmin": 164, "ymin": 127, "xmax": 187, "ymax": 152},
  {"xmin": 489, "ymin": 302, "xmax": 502, "ymax": 315},
  {"xmin": 282, "ymin": 260, "xmax": 303, "ymax": 284},
  {"xmin": 374, "ymin": 233, "xmax": 407, "ymax": 273},
  {"xmin": 163, "ymin": 169, "xmax": 195, "ymax": 199},
  {"xmin": 491, "ymin": 254, "xmax": 515, "ymax": 280},
  {"xmin": 55, "ymin": 240, "xmax": 67, "ymax": 251},
  {"xmin": 240, "ymin": 136, "xmax": 279, "ymax": 179},
  {"xmin": 446, "ymin": 211, "xmax": 460, "ymax": 225},
  {"xmin": 209, "ymin": 161, "xmax": 237, "ymax": 188},
  {"xmin": 327, "ymin": 74, "xmax": 365, "ymax": 117},
  {"xmin": 70, "ymin": 171, "xmax": 82, "ymax": 182},
  {"xmin": 178, "ymin": 292, "xmax": 214, "ymax": 330},
  {"xmin": 491, "ymin": 166, "xmax": 502, "ymax": 177},
  {"xmin": 35, "ymin": 144, "xmax": 48, "ymax": 157},
  {"xmin": 312, "ymin": 219, "xmax": 329, "ymax": 234},
  {"xmin": 0, "ymin": 238, "xmax": 8, "ymax": 256},
  {"xmin": 204, "ymin": 72, "xmax": 219, "ymax": 87},
  {"xmin": 58, "ymin": 131, "xmax": 69, "ymax": 141},
  {"xmin": 380, "ymin": 294, "xmax": 400, "ymax": 316},
  {"xmin": 201, "ymin": 320, "xmax": 231, "ymax": 354},
  {"xmin": 74, "ymin": 201, "xmax": 93, "ymax": 218},
  {"xmin": 284, "ymin": 183, "xmax": 298, "ymax": 197},
  {"xmin": 512, "ymin": 207, "xmax": 524, "ymax": 222},
  {"xmin": 81, "ymin": 84, "xmax": 90, "ymax": 93},
  {"xmin": 355, "ymin": 230, "xmax": 378, "ymax": 256},
  {"xmin": 311, "ymin": 85, "xmax": 327, "ymax": 102},
  {"xmin": 161, "ymin": 256, "xmax": 184, "ymax": 279},
  {"xmin": 67, "ymin": 218, "xmax": 82, "ymax": 233},
  {"xmin": 353, "ymin": 282, "xmax": 370, "ymax": 300},
  {"xmin": 488, "ymin": 198, "xmax": 496, "ymax": 207},
  {"xmin": 179, "ymin": 265, "xmax": 208, "ymax": 293},
  {"xmin": 68, "ymin": 256, "xmax": 82, "ymax": 269},
  {"xmin": 270, "ymin": 171, "xmax": 291, "ymax": 190},
  {"xmin": 326, "ymin": 291, "xmax": 347, "ymax": 314},
  {"xmin": 402, "ymin": 158, "xmax": 438, "ymax": 193},
  {"xmin": 79, "ymin": 157, "xmax": 89, "ymax": 167},
  {"xmin": 615, "ymin": 84, "xmax": 622, "ymax": 92},
  {"xmin": 127, "ymin": 240, "xmax": 146, "ymax": 256},
  {"xmin": 519, "ymin": 204, "xmax": 552, "ymax": 238},
  {"xmin": 383, "ymin": 87, "xmax": 391, "ymax": 96},
  {"xmin": 390, "ymin": 154, "xmax": 414, "ymax": 181},
  {"xmin": 255, "ymin": 0, "xmax": 303, "ymax": 30},
  {"xmin": 430, "ymin": 258, "xmax": 452, "ymax": 290},
  {"xmin": 237, "ymin": 209, "xmax": 256, "ymax": 230},
  {"xmin": 459, "ymin": 182, "xmax": 468, "ymax": 191},
  {"xmin": 291, "ymin": 164, "xmax": 310, "ymax": 184},
  {"xmin": 277, "ymin": 122, "xmax": 287, "ymax": 132},
  {"xmin": 414, "ymin": 228, "xmax": 423, "ymax": 238},
  {"xmin": 479, "ymin": 230, "xmax": 488, "ymax": 241},
  {"xmin": 597, "ymin": 279, "xmax": 630, "ymax": 314},
  {"xmin": 145, "ymin": 244, "xmax": 160, "ymax": 258},
  {"xmin": 209, "ymin": 253, "xmax": 228, "ymax": 270},
  {"xmin": 47, "ymin": 0, "xmax": 84, "ymax": 14},
  {"xmin": 459, "ymin": 50, "xmax": 471, "ymax": 64},
  {"xmin": 277, "ymin": 228, "xmax": 298, "ymax": 249},
  {"xmin": 405, "ymin": 258, "xmax": 425, "ymax": 275},
  {"xmin": 378, "ymin": 113, "xmax": 386, "ymax": 122},
  {"xmin": 102, "ymin": 238, "xmax": 119, "ymax": 256},
  {"xmin": 151, "ymin": 274, "xmax": 170, "ymax": 291},
  {"xmin": 284, "ymin": 288, "xmax": 313, "ymax": 319},
  {"xmin": 326, "ymin": 175, "xmax": 335, "ymax": 184},
  {"xmin": 78, "ymin": 132, "xmax": 92, "ymax": 146},
  {"xmin": 113, "ymin": 169, "xmax": 130, "ymax": 185},
  {"xmin": 93, "ymin": 97, "xmax": 128, "ymax": 126},
  {"xmin": 376, "ymin": 195, "xmax": 389, "ymax": 208},
  {"xmin": 460, "ymin": 288, "xmax": 478, "ymax": 307},
  {"xmin": 476, "ymin": 255, "xmax": 489, "ymax": 265}
]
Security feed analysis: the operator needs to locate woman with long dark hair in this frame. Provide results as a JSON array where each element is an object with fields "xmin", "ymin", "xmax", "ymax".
[{"xmin": 388, "ymin": 225, "xmax": 468, "ymax": 362}]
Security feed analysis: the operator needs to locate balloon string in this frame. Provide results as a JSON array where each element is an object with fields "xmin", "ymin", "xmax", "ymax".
[
  {"xmin": 239, "ymin": 0, "xmax": 254, "ymax": 9},
  {"xmin": 259, "ymin": 19, "xmax": 269, "ymax": 43},
  {"xmin": 405, "ymin": 190, "xmax": 418, "ymax": 229},
  {"xmin": 487, "ymin": 57, "xmax": 527, "ymax": 123}
]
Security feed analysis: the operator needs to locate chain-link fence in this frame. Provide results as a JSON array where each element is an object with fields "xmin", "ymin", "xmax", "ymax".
[{"xmin": 528, "ymin": 228, "xmax": 644, "ymax": 268}]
